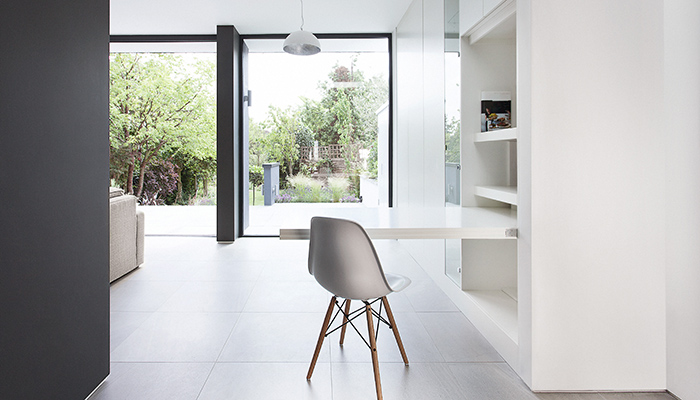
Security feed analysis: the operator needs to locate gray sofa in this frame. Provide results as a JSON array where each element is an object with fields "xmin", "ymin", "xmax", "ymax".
[{"xmin": 109, "ymin": 188, "xmax": 145, "ymax": 282}]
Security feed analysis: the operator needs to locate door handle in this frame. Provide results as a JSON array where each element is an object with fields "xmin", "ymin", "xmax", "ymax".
[{"xmin": 243, "ymin": 90, "xmax": 252, "ymax": 106}]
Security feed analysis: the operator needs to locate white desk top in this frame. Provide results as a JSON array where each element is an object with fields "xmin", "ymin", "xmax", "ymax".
[{"xmin": 279, "ymin": 206, "xmax": 517, "ymax": 240}]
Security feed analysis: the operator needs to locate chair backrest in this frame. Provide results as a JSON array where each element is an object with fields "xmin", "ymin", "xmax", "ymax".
[{"xmin": 308, "ymin": 216, "xmax": 392, "ymax": 300}]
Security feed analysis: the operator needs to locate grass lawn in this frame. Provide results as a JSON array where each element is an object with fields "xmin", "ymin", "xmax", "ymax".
[{"xmin": 249, "ymin": 189, "xmax": 265, "ymax": 206}]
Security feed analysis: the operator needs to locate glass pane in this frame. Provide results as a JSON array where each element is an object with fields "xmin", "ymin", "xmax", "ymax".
[
  {"xmin": 445, "ymin": 0, "xmax": 460, "ymax": 206},
  {"xmin": 445, "ymin": 239, "xmax": 461, "ymax": 286},
  {"xmin": 445, "ymin": 0, "xmax": 462, "ymax": 286}
]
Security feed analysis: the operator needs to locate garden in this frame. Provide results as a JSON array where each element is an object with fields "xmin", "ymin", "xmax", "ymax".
[{"xmin": 109, "ymin": 53, "xmax": 387, "ymax": 206}]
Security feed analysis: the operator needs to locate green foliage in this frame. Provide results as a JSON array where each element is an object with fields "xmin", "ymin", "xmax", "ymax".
[
  {"xmin": 445, "ymin": 116, "xmax": 461, "ymax": 164},
  {"xmin": 327, "ymin": 177, "xmax": 349, "ymax": 202},
  {"xmin": 300, "ymin": 60, "xmax": 388, "ymax": 150},
  {"xmin": 109, "ymin": 53, "xmax": 216, "ymax": 203},
  {"xmin": 287, "ymin": 175, "xmax": 329, "ymax": 203},
  {"xmin": 366, "ymin": 140, "xmax": 378, "ymax": 179},
  {"xmin": 348, "ymin": 174, "xmax": 360, "ymax": 198},
  {"xmin": 248, "ymin": 165, "xmax": 264, "ymax": 206},
  {"xmin": 278, "ymin": 175, "xmax": 358, "ymax": 203},
  {"xmin": 261, "ymin": 106, "xmax": 304, "ymax": 179},
  {"xmin": 248, "ymin": 57, "xmax": 389, "ymax": 191},
  {"xmin": 249, "ymin": 165, "xmax": 264, "ymax": 188},
  {"xmin": 248, "ymin": 119, "xmax": 267, "ymax": 169}
]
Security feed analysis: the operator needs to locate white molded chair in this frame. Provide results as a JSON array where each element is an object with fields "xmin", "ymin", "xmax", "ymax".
[{"xmin": 306, "ymin": 216, "xmax": 411, "ymax": 400}]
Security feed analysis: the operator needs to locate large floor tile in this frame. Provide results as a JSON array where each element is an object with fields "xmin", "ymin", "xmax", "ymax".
[
  {"xmin": 599, "ymin": 393, "xmax": 677, "ymax": 400},
  {"xmin": 123, "ymin": 259, "xmax": 195, "ymax": 282},
  {"xmin": 144, "ymin": 236, "xmax": 222, "ymax": 261},
  {"xmin": 332, "ymin": 362, "xmax": 464, "ymax": 400},
  {"xmin": 258, "ymin": 259, "xmax": 317, "ymax": 282},
  {"xmin": 242, "ymin": 280, "xmax": 331, "ymax": 313},
  {"xmin": 110, "ymin": 312, "xmax": 238, "ymax": 362},
  {"xmin": 218, "ymin": 312, "xmax": 330, "ymax": 362},
  {"xmin": 403, "ymin": 279, "xmax": 460, "ymax": 312},
  {"xmin": 329, "ymin": 310, "xmax": 443, "ymax": 363},
  {"xmin": 449, "ymin": 363, "xmax": 539, "ymax": 400},
  {"xmin": 223, "ymin": 238, "xmax": 309, "ymax": 262},
  {"xmin": 418, "ymin": 312, "xmax": 503, "ymax": 362},
  {"xmin": 381, "ymin": 290, "xmax": 416, "ymax": 313},
  {"xmin": 373, "ymin": 240, "xmax": 432, "ymax": 281},
  {"xmin": 109, "ymin": 312, "xmax": 151, "ymax": 352},
  {"xmin": 198, "ymin": 362, "xmax": 332, "ymax": 400},
  {"xmin": 89, "ymin": 362, "xmax": 213, "ymax": 400},
  {"xmin": 157, "ymin": 281, "xmax": 255, "ymax": 312},
  {"xmin": 110, "ymin": 280, "xmax": 183, "ymax": 312},
  {"xmin": 535, "ymin": 393, "xmax": 605, "ymax": 400},
  {"xmin": 103, "ymin": 235, "xmax": 676, "ymax": 400},
  {"xmin": 188, "ymin": 259, "xmax": 266, "ymax": 282}
]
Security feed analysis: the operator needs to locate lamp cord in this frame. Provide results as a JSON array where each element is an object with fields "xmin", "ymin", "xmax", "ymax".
[{"xmin": 300, "ymin": 0, "xmax": 305, "ymax": 31}]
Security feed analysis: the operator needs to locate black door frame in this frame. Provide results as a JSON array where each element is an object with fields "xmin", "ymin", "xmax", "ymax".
[
  {"xmin": 109, "ymin": 31, "xmax": 394, "ymax": 243},
  {"xmin": 241, "ymin": 32, "xmax": 395, "ymax": 216}
]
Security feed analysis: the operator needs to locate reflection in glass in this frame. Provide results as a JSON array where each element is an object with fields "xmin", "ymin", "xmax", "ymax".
[
  {"xmin": 444, "ymin": 0, "xmax": 462, "ymax": 286},
  {"xmin": 445, "ymin": 0, "xmax": 460, "ymax": 206},
  {"xmin": 445, "ymin": 239, "xmax": 461, "ymax": 285}
]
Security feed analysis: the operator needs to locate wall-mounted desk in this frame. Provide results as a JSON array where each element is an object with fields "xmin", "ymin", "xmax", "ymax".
[
  {"xmin": 279, "ymin": 206, "xmax": 517, "ymax": 240},
  {"xmin": 279, "ymin": 205, "xmax": 519, "ymax": 367}
]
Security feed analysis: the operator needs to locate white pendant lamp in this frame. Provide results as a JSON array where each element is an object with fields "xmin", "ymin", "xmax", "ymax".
[{"xmin": 283, "ymin": 0, "xmax": 321, "ymax": 55}]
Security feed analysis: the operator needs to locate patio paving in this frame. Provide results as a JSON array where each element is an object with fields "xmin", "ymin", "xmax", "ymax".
[{"xmin": 139, "ymin": 202, "xmax": 372, "ymax": 237}]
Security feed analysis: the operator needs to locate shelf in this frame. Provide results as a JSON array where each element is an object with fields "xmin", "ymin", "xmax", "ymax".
[
  {"xmin": 466, "ymin": 0, "xmax": 516, "ymax": 45},
  {"xmin": 464, "ymin": 289, "xmax": 518, "ymax": 343},
  {"xmin": 431, "ymin": 270, "xmax": 519, "ymax": 366},
  {"xmin": 474, "ymin": 127, "xmax": 517, "ymax": 142},
  {"xmin": 279, "ymin": 206, "xmax": 518, "ymax": 240},
  {"xmin": 475, "ymin": 185, "xmax": 517, "ymax": 205},
  {"xmin": 502, "ymin": 286, "xmax": 518, "ymax": 302}
]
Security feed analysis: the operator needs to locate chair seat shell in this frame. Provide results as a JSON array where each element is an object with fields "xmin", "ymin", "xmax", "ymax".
[{"xmin": 308, "ymin": 216, "xmax": 411, "ymax": 300}]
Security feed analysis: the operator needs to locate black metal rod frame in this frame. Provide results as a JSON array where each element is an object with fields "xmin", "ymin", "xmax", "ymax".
[{"xmin": 324, "ymin": 298, "xmax": 392, "ymax": 350}]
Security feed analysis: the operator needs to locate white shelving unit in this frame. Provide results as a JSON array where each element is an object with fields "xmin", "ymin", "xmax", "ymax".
[
  {"xmin": 461, "ymin": 0, "xmax": 517, "ymax": 209},
  {"xmin": 475, "ymin": 185, "xmax": 517, "ymax": 205},
  {"xmin": 446, "ymin": 0, "xmax": 520, "ymax": 367},
  {"xmin": 474, "ymin": 127, "xmax": 517, "ymax": 142}
]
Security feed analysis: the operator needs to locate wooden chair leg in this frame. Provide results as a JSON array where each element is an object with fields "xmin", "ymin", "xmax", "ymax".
[
  {"xmin": 339, "ymin": 299, "xmax": 351, "ymax": 345},
  {"xmin": 382, "ymin": 296, "xmax": 409, "ymax": 365},
  {"xmin": 365, "ymin": 302, "xmax": 383, "ymax": 400},
  {"xmin": 307, "ymin": 296, "xmax": 336, "ymax": 380}
]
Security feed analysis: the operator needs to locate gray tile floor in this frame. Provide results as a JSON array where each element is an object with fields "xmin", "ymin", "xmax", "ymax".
[{"xmin": 91, "ymin": 236, "xmax": 676, "ymax": 400}]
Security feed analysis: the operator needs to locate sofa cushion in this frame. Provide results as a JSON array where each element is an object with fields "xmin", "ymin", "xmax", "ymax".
[{"xmin": 110, "ymin": 187, "xmax": 125, "ymax": 198}]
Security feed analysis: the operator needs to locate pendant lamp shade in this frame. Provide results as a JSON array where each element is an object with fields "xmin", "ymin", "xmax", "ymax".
[
  {"xmin": 283, "ymin": 30, "xmax": 321, "ymax": 55},
  {"xmin": 284, "ymin": 0, "xmax": 320, "ymax": 55}
]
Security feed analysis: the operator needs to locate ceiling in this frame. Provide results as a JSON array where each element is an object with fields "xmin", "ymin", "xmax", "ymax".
[{"xmin": 110, "ymin": 0, "xmax": 414, "ymax": 35}]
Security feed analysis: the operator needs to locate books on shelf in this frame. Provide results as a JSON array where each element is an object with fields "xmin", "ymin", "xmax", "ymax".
[{"xmin": 481, "ymin": 91, "xmax": 511, "ymax": 132}]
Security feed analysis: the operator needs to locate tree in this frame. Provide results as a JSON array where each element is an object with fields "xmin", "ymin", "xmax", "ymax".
[
  {"xmin": 248, "ymin": 118, "xmax": 268, "ymax": 168},
  {"xmin": 248, "ymin": 58, "xmax": 389, "ymax": 182},
  {"xmin": 300, "ymin": 59, "xmax": 388, "ymax": 148},
  {"xmin": 261, "ymin": 106, "xmax": 308, "ymax": 178},
  {"xmin": 249, "ymin": 165, "xmax": 264, "ymax": 205},
  {"xmin": 109, "ymin": 53, "xmax": 215, "ymax": 199}
]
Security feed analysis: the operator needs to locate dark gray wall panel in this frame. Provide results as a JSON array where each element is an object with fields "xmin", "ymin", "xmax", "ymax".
[
  {"xmin": 0, "ymin": 0, "xmax": 110, "ymax": 399},
  {"xmin": 217, "ymin": 26, "xmax": 241, "ymax": 242}
]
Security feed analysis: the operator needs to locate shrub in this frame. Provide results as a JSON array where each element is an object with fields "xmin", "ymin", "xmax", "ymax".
[
  {"xmin": 327, "ymin": 177, "xmax": 349, "ymax": 202},
  {"xmin": 140, "ymin": 160, "xmax": 178, "ymax": 205},
  {"xmin": 287, "ymin": 175, "xmax": 329, "ymax": 203},
  {"xmin": 340, "ymin": 194, "xmax": 362, "ymax": 203},
  {"xmin": 276, "ymin": 193, "xmax": 294, "ymax": 203}
]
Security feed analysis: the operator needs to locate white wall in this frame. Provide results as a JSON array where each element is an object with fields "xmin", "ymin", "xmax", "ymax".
[
  {"xmin": 665, "ymin": 0, "xmax": 700, "ymax": 398},
  {"xmin": 395, "ymin": 0, "xmax": 446, "ymax": 271},
  {"xmin": 527, "ymin": 0, "xmax": 666, "ymax": 390},
  {"xmin": 396, "ymin": 0, "xmax": 423, "ymax": 207},
  {"xmin": 395, "ymin": 0, "xmax": 445, "ymax": 209}
]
